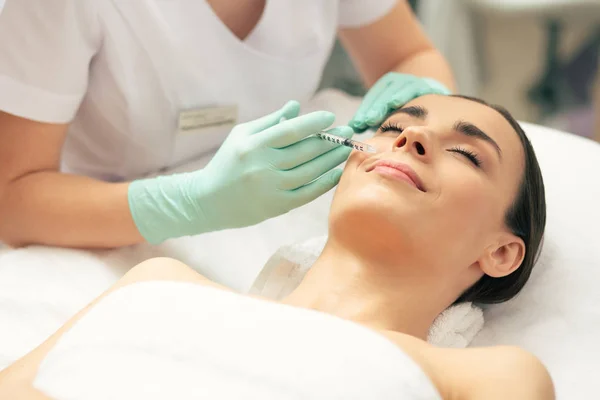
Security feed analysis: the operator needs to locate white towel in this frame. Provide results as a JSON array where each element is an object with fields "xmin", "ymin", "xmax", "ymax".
[
  {"xmin": 35, "ymin": 282, "xmax": 443, "ymax": 400},
  {"xmin": 250, "ymin": 235, "xmax": 484, "ymax": 348}
]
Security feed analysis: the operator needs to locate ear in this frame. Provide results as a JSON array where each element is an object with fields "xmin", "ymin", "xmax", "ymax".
[{"xmin": 478, "ymin": 233, "xmax": 526, "ymax": 278}]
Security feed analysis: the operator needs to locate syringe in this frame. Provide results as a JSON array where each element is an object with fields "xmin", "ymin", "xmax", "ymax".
[{"xmin": 316, "ymin": 129, "xmax": 377, "ymax": 154}]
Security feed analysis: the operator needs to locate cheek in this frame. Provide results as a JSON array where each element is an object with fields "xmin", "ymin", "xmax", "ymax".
[
  {"xmin": 334, "ymin": 136, "xmax": 395, "ymax": 194},
  {"xmin": 433, "ymin": 169, "xmax": 500, "ymax": 238},
  {"xmin": 335, "ymin": 150, "xmax": 369, "ymax": 191},
  {"xmin": 331, "ymin": 151, "xmax": 422, "ymax": 231},
  {"xmin": 332, "ymin": 151, "xmax": 393, "ymax": 218},
  {"xmin": 366, "ymin": 136, "xmax": 393, "ymax": 153}
]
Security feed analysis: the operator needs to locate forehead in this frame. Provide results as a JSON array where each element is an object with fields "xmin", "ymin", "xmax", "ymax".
[{"xmin": 395, "ymin": 95, "xmax": 524, "ymax": 164}]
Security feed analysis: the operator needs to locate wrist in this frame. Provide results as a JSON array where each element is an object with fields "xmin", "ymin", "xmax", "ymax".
[{"xmin": 128, "ymin": 172, "xmax": 213, "ymax": 244}]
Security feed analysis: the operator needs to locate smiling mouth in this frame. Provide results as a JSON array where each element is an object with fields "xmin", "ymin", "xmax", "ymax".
[{"xmin": 366, "ymin": 160, "xmax": 426, "ymax": 192}]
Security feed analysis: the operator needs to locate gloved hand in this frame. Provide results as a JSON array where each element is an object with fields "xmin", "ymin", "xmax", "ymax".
[
  {"xmin": 128, "ymin": 100, "xmax": 353, "ymax": 244},
  {"xmin": 349, "ymin": 73, "xmax": 451, "ymax": 133}
]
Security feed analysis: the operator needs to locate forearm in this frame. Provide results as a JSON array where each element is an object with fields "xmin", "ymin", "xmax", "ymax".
[
  {"xmin": 0, "ymin": 171, "xmax": 144, "ymax": 248},
  {"xmin": 391, "ymin": 49, "xmax": 456, "ymax": 92},
  {"xmin": 338, "ymin": 0, "xmax": 456, "ymax": 91}
]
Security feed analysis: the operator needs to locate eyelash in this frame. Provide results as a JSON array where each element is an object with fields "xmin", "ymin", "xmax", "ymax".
[
  {"xmin": 378, "ymin": 122, "xmax": 483, "ymax": 167},
  {"xmin": 379, "ymin": 122, "xmax": 404, "ymax": 134},
  {"xmin": 449, "ymin": 146, "xmax": 482, "ymax": 167}
]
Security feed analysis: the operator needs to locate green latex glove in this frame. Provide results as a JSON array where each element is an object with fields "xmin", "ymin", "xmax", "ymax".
[
  {"xmin": 349, "ymin": 72, "xmax": 451, "ymax": 133},
  {"xmin": 128, "ymin": 101, "xmax": 353, "ymax": 244}
]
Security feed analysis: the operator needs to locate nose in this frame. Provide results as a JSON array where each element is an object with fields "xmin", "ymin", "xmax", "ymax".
[{"xmin": 392, "ymin": 126, "xmax": 432, "ymax": 162}]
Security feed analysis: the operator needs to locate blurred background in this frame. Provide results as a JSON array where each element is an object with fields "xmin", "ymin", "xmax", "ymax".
[{"xmin": 320, "ymin": 0, "xmax": 600, "ymax": 142}]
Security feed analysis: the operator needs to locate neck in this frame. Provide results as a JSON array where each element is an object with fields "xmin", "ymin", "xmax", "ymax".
[{"xmin": 282, "ymin": 238, "xmax": 452, "ymax": 340}]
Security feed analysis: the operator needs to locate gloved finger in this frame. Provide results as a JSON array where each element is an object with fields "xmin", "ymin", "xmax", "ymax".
[
  {"xmin": 362, "ymin": 81, "xmax": 408, "ymax": 127},
  {"xmin": 421, "ymin": 78, "xmax": 452, "ymax": 95},
  {"xmin": 272, "ymin": 126, "xmax": 354, "ymax": 170},
  {"xmin": 388, "ymin": 81, "xmax": 422, "ymax": 108},
  {"xmin": 259, "ymin": 111, "xmax": 336, "ymax": 148},
  {"xmin": 350, "ymin": 123, "xmax": 369, "ymax": 134},
  {"xmin": 388, "ymin": 79, "xmax": 447, "ymax": 108},
  {"xmin": 348, "ymin": 73, "xmax": 394, "ymax": 128},
  {"xmin": 243, "ymin": 100, "xmax": 301, "ymax": 135},
  {"xmin": 279, "ymin": 145, "xmax": 351, "ymax": 191},
  {"xmin": 285, "ymin": 168, "xmax": 344, "ymax": 208},
  {"xmin": 351, "ymin": 79, "xmax": 408, "ymax": 130}
]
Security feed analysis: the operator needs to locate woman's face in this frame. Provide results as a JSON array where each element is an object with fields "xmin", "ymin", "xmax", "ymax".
[{"xmin": 330, "ymin": 95, "xmax": 526, "ymax": 288}]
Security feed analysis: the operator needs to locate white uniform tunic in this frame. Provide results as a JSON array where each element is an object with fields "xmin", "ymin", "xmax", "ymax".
[{"xmin": 0, "ymin": 0, "xmax": 396, "ymax": 181}]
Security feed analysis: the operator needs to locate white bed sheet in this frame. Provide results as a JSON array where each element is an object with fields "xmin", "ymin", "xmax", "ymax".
[{"xmin": 1, "ymin": 90, "xmax": 599, "ymax": 398}]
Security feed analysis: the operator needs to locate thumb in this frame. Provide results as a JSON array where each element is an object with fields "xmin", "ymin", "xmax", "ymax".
[{"xmin": 243, "ymin": 100, "xmax": 301, "ymax": 134}]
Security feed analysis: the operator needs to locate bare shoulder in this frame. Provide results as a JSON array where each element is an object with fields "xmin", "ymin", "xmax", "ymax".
[
  {"xmin": 434, "ymin": 345, "xmax": 555, "ymax": 400},
  {"xmin": 380, "ymin": 331, "xmax": 555, "ymax": 400},
  {"xmin": 468, "ymin": 346, "xmax": 555, "ymax": 400}
]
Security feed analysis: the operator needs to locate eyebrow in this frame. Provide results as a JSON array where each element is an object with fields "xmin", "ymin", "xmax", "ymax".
[
  {"xmin": 389, "ymin": 106, "xmax": 502, "ymax": 160},
  {"xmin": 392, "ymin": 105, "xmax": 428, "ymax": 119},
  {"xmin": 453, "ymin": 120, "xmax": 502, "ymax": 159}
]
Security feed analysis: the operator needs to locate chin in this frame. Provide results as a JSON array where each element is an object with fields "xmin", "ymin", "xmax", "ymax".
[
  {"xmin": 328, "ymin": 182, "xmax": 421, "ymax": 259},
  {"xmin": 333, "ymin": 172, "xmax": 422, "ymax": 217}
]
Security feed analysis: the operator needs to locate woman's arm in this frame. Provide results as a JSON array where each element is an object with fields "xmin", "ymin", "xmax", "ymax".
[
  {"xmin": 0, "ymin": 1, "xmax": 144, "ymax": 248},
  {"xmin": 0, "ymin": 257, "xmax": 215, "ymax": 397},
  {"xmin": 0, "ymin": 111, "xmax": 145, "ymax": 248},
  {"xmin": 338, "ymin": 1, "xmax": 455, "ymax": 90}
]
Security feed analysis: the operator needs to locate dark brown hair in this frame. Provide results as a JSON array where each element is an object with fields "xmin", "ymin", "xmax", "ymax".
[{"xmin": 451, "ymin": 95, "xmax": 547, "ymax": 304}]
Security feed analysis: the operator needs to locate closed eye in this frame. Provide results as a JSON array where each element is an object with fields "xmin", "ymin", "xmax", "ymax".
[
  {"xmin": 380, "ymin": 122, "xmax": 483, "ymax": 168},
  {"xmin": 449, "ymin": 146, "xmax": 482, "ymax": 167},
  {"xmin": 379, "ymin": 122, "xmax": 404, "ymax": 135}
]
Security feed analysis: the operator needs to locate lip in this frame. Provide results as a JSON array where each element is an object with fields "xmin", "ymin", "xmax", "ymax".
[{"xmin": 366, "ymin": 159, "xmax": 426, "ymax": 192}]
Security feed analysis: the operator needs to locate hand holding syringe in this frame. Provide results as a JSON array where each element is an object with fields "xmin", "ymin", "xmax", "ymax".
[
  {"xmin": 131, "ymin": 103, "xmax": 359, "ymax": 243},
  {"xmin": 279, "ymin": 116, "xmax": 376, "ymax": 154}
]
